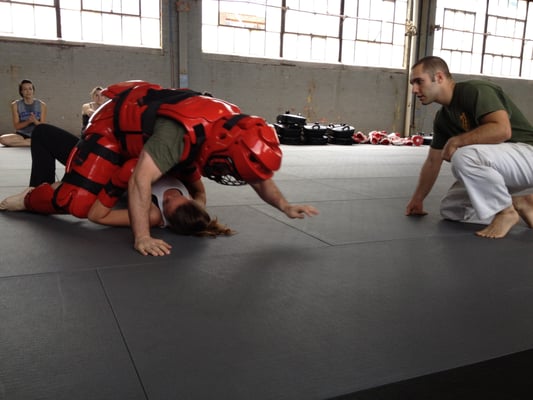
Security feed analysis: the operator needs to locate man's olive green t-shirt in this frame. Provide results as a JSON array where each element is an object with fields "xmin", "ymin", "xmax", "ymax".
[
  {"xmin": 431, "ymin": 80, "xmax": 533, "ymax": 149},
  {"xmin": 144, "ymin": 117, "xmax": 186, "ymax": 174}
]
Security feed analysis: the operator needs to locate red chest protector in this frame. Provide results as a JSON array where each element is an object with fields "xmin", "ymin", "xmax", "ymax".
[
  {"xmin": 86, "ymin": 81, "xmax": 241, "ymax": 161},
  {"xmin": 42, "ymin": 81, "xmax": 240, "ymax": 217}
]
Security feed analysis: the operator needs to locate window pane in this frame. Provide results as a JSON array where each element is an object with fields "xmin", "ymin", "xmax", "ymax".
[
  {"xmin": 122, "ymin": 15, "xmax": 141, "ymax": 46},
  {"xmin": 17, "ymin": 0, "xmax": 54, "ymax": 3},
  {"xmin": 12, "ymin": 4, "xmax": 35, "ymax": 37},
  {"xmin": 141, "ymin": 17, "xmax": 160, "ymax": 47},
  {"xmin": 264, "ymin": 31, "xmax": 279, "ymax": 57},
  {"xmin": 0, "ymin": 3, "xmax": 14, "ymax": 34},
  {"xmin": 141, "ymin": 0, "xmax": 159, "ymax": 18},
  {"xmin": 203, "ymin": 0, "xmax": 219, "ymax": 26},
  {"xmin": 83, "ymin": 0, "xmax": 102, "ymax": 12},
  {"xmin": 35, "ymin": 6, "xmax": 57, "ymax": 39},
  {"xmin": 60, "ymin": 0, "xmax": 81, "ymax": 11},
  {"xmin": 202, "ymin": 25, "xmax": 219, "ymax": 53},
  {"xmin": 61, "ymin": 9, "xmax": 82, "ymax": 41},
  {"xmin": 217, "ymin": 26, "xmax": 237, "ymax": 53},
  {"xmin": 99, "ymin": 0, "xmax": 119, "ymax": 13},
  {"xmin": 102, "ymin": 13, "xmax": 123, "ymax": 45},
  {"xmin": 82, "ymin": 11, "xmax": 103, "ymax": 42},
  {"xmin": 249, "ymin": 30, "xmax": 265, "ymax": 56},
  {"xmin": 122, "ymin": 0, "xmax": 139, "ymax": 15}
]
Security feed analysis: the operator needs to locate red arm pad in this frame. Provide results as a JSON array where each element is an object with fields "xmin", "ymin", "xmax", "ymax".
[
  {"xmin": 97, "ymin": 158, "xmax": 138, "ymax": 208},
  {"xmin": 113, "ymin": 158, "xmax": 138, "ymax": 188}
]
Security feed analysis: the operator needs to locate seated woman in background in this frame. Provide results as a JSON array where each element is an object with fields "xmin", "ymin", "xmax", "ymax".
[
  {"xmin": 81, "ymin": 86, "xmax": 107, "ymax": 133},
  {"xmin": 0, "ymin": 79, "xmax": 47, "ymax": 147}
]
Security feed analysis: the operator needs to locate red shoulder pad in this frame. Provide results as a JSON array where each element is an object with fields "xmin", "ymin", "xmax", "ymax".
[
  {"xmin": 158, "ymin": 95, "xmax": 241, "ymax": 126},
  {"xmin": 102, "ymin": 81, "xmax": 160, "ymax": 99}
]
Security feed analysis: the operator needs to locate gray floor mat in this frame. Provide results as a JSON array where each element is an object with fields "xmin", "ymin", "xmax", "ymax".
[{"xmin": 1, "ymin": 143, "xmax": 532, "ymax": 399}]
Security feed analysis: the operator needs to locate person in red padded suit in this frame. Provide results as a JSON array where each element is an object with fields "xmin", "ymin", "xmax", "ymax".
[{"xmin": 1, "ymin": 81, "xmax": 319, "ymax": 256}]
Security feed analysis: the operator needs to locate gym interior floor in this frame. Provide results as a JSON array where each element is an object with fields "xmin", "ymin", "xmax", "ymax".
[{"xmin": 1, "ymin": 143, "xmax": 532, "ymax": 400}]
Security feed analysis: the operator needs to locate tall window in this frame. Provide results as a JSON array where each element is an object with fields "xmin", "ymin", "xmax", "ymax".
[
  {"xmin": 341, "ymin": 0, "xmax": 408, "ymax": 67},
  {"xmin": 202, "ymin": 0, "xmax": 410, "ymax": 69},
  {"xmin": 433, "ymin": 0, "xmax": 533, "ymax": 78},
  {"xmin": 0, "ymin": 0, "xmax": 161, "ymax": 48}
]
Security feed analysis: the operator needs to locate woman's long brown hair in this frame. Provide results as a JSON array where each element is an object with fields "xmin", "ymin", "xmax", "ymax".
[{"xmin": 166, "ymin": 200, "xmax": 234, "ymax": 237}]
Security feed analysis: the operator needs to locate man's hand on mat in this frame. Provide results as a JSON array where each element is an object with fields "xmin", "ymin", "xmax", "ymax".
[
  {"xmin": 405, "ymin": 201, "xmax": 428, "ymax": 216},
  {"xmin": 134, "ymin": 236, "xmax": 172, "ymax": 256},
  {"xmin": 283, "ymin": 204, "xmax": 320, "ymax": 219}
]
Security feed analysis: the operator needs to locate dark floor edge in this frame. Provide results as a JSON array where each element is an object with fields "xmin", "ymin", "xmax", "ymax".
[{"xmin": 329, "ymin": 348, "xmax": 533, "ymax": 400}]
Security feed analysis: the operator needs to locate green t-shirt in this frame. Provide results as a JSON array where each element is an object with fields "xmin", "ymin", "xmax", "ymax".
[
  {"xmin": 144, "ymin": 117, "xmax": 186, "ymax": 173},
  {"xmin": 431, "ymin": 80, "xmax": 533, "ymax": 149}
]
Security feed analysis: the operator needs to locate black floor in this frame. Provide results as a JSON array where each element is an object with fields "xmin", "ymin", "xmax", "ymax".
[{"xmin": 1, "ymin": 144, "xmax": 533, "ymax": 400}]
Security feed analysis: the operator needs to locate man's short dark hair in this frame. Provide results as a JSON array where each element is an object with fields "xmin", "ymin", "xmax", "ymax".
[{"xmin": 412, "ymin": 56, "xmax": 452, "ymax": 80}]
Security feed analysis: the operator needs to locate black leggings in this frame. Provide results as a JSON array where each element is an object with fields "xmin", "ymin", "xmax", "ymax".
[{"xmin": 29, "ymin": 124, "xmax": 80, "ymax": 186}]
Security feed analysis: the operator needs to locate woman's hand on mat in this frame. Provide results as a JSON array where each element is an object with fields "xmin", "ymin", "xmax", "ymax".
[{"xmin": 134, "ymin": 236, "xmax": 172, "ymax": 256}]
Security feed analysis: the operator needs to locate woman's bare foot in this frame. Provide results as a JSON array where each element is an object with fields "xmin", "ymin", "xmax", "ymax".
[
  {"xmin": 0, "ymin": 187, "xmax": 33, "ymax": 211},
  {"xmin": 475, "ymin": 205, "xmax": 520, "ymax": 239},
  {"xmin": 512, "ymin": 194, "xmax": 533, "ymax": 228}
]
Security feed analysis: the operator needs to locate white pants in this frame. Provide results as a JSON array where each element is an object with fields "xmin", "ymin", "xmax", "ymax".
[{"xmin": 440, "ymin": 143, "xmax": 533, "ymax": 224}]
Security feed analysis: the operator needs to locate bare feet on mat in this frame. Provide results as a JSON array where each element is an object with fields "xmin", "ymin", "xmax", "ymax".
[
  {"xmin": 512, "ymin": 194, "xmax": 533, "ymax": 228},
  {"xmin": 0, "ymin": 187, "xmax": 33, "ymax": 211},
  {"xmin": 475, "ymin": 205, "xmax": 520, "ymax": 239}
]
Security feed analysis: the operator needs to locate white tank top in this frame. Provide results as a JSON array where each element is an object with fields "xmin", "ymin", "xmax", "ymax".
[{"xmin": 151, "ymin": 175, "xmax": 190, "ymax": 228}]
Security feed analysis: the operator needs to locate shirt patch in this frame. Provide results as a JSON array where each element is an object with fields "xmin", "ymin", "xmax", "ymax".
[{"xmin": 460, "ymin": 112, "xmax": 471, "ymax": 132}]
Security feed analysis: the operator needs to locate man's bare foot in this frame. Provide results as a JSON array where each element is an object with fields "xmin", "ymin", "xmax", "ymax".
[
  {"xmin": 512, "ymin": 194, "xmax": 533, "ymax": 228},
  {"xmin": 0, "ymin": 187, "xmax": 33, "ymax": 211},
  {"xmin": 475, "ymin": 205, "xmax": 520, "ymax": 239}
]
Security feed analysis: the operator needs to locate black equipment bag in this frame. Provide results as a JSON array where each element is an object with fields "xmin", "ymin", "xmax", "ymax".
[
  {"xmin": 302, "ymin": 122, "xmax": 328, "ymax": 145},
  {"xmin": 327, "ymin": 123, "xmax": 355, "ymax": 139},
  {"xmin": 274, "ymin": 123, "xmax": 303, "ymax": 145},
  {"xmin": 276, "ymin": 111, "xmax": 306, "ymax": 126}
]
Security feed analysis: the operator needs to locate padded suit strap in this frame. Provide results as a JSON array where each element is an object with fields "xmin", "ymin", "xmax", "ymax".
[
  {"xmin": 72, "ymin": 134, "xmax": 122, "ymax": 167},
  {"xmin": 112, "ymin": 87, "xmax": 135, "ymax": 150},
  {"xmin": 222, "ymin": 114, "xmax": 250, "ymax": 131},
  {"xmin": 166, "ymin": 123, "xmax": 206, "ymax": 175},
  {"xmin": 112, "ymin": 87, "xmax": 202, "ymax": 149},
  {"xmin": 140, "ymin": 88, "xmax": 202, "ymax": 135}
]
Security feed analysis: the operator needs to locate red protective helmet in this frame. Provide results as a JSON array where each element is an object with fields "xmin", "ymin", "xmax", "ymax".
[{"xmin": 198, "ymin": 114, "xmax": 282, "ymax": 185}]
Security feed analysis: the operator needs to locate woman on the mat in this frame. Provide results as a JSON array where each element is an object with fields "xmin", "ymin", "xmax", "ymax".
[
  {"xmin": 1, "ymin": 174, "xmax": 233, "ymax": 237},
  {"xmin": 1, "ymin": 124, "xmax": 233, "ymax": 237}
]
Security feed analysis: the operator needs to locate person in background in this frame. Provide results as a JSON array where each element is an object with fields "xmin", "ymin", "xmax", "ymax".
[
  {"xmin": 81, "ymin": 86, "xmax": 107, "ymax": 132},
  {"xmin": 0, "ymin": 79, "xmax": 47, "ymax": 147},
  {"xmin": 405, "ymin": 56, "xmax": 533, "ymax": 238}
]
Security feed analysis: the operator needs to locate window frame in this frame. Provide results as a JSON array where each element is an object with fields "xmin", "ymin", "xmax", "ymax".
[
  {"xmin": 0, "ymin": 0, "xmax": 162, "ymax": 49},
  {"xmin": 433, "ymin": 0, "xmax": 533, "ymax": 78},
  {"xmin": 202, "ymin": 0, "xmax": 410, "ymax": 69}
]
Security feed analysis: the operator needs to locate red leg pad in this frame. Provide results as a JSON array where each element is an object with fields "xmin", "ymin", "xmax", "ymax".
[{"xmin": 25, "ymin": 184, "xmax": 59, "ymax": 214}]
